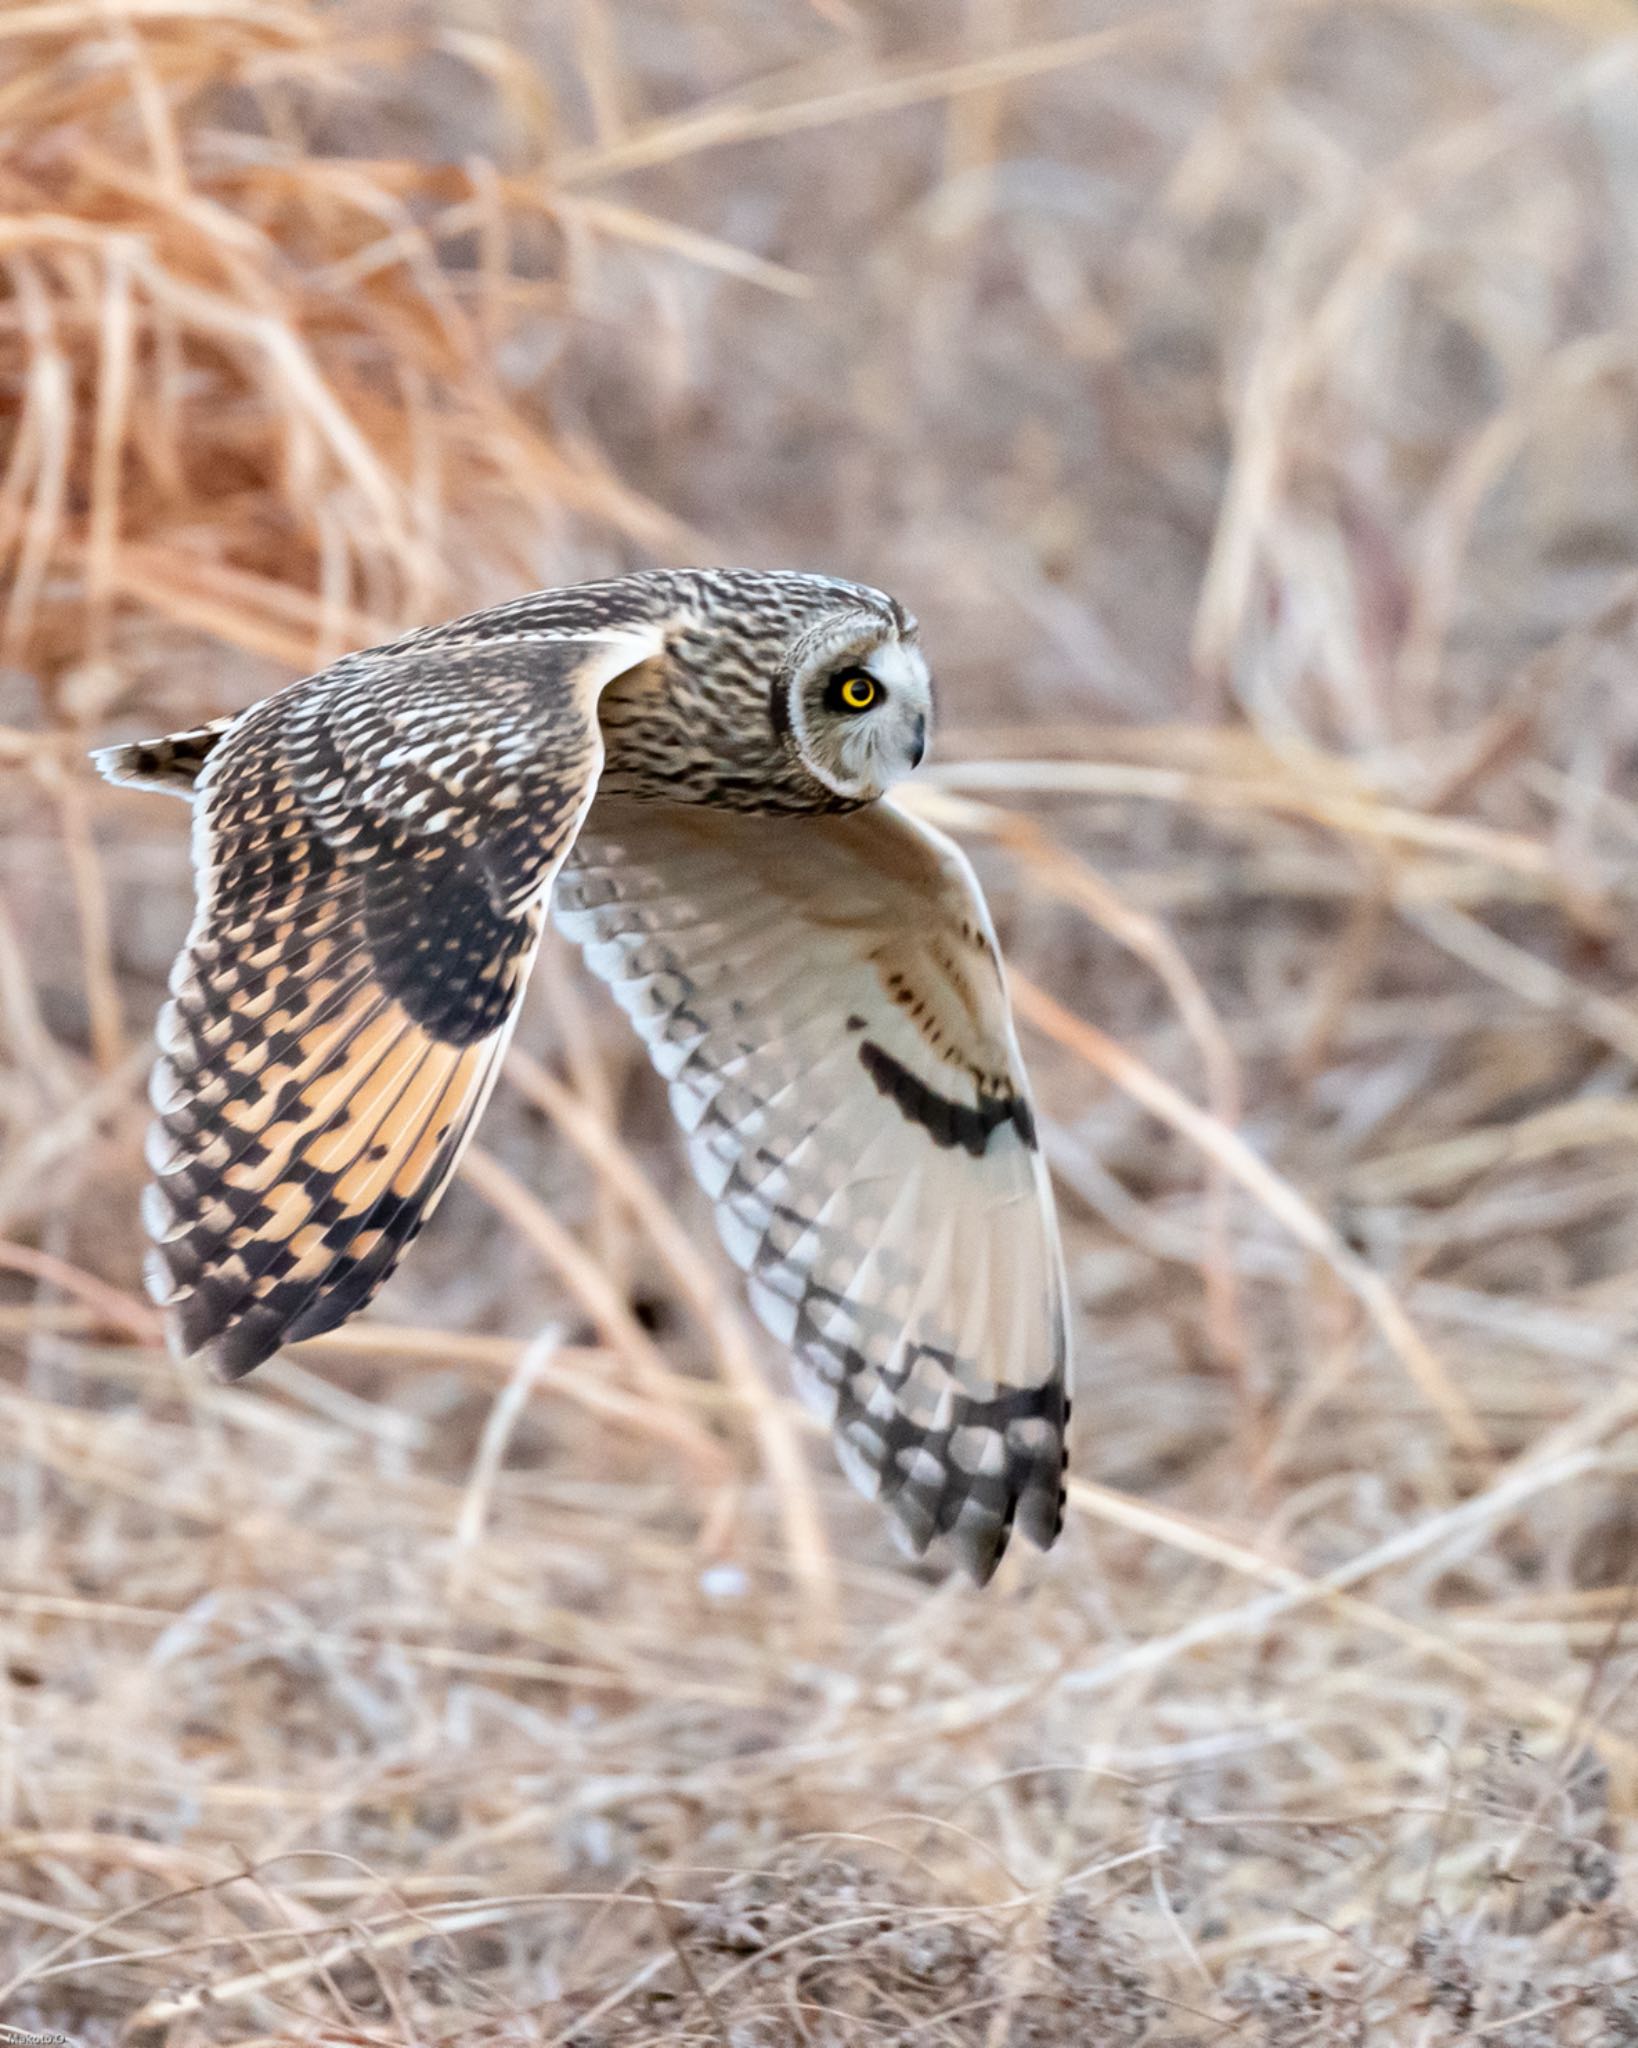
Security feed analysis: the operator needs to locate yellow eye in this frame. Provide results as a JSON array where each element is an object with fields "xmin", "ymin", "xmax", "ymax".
[{"xmin": 838, "ymin": 673, "xmax": 877, "ymax": 712}]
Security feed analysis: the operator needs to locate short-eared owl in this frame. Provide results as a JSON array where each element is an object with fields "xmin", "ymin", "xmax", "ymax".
[{"xmin": 96, "ymin": 570, "xmax": 1070, "ymax": 1580}]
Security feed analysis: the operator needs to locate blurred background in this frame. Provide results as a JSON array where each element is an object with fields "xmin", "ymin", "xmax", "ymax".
[{"xmin": 7, "ymin": 0, "xmax": 1638, "ymax": 2040}]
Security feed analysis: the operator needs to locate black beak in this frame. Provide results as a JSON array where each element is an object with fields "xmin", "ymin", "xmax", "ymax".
[{"xmin": 909, "ymin": 714, "xmax": 927, "ymax": 769}]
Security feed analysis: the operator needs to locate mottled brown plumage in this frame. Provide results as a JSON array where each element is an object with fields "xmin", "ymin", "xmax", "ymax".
[{"xmin": 96, "ymin": 569, "xmax": 1070, "ymax": 1580}]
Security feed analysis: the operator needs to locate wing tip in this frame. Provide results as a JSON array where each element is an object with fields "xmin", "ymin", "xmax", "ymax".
[
  {"xmin": 160, "ymin": 1285, "xmax": 286, "ymax": 1382},
  {"xmin": 90, "ymin": 741, "xmax": 151, "ymax": 790},
  {"xmin": 874, "ymin": 1423, "xmax": 1067, "ymax": 1588},
  {"xmin": 824, "ymin": 1345, "xmax": 1070, "ymax": 1586},
  {"xmin": 930, "ymin": 1471, "xmax": 1066, "ymax": 1588},
  {"xmin": 92, "ymin": 719, "xmax": 231, "ymax": 795},
  {"xmin": 91, "ymin": 739, "xmax": 199, "ymax": 797},
  {"xmin": 191, "ymin": 1322, "xmax": 283, "ymax": 1384}
]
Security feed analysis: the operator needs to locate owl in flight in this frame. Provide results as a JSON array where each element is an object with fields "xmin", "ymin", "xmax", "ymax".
[{"xmin": 95, "ymin": 570, "xmax": 1070, "ymax": 1580}]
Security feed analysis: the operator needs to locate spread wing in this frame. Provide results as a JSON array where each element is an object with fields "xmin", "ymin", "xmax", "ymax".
[
  {"xmin": 554, "ymin": 797, "xmax": 1070, "ymax": 1581},
  {"xmin": 131, "ymin": 623, "xmax": 663, "ymax": 1379}
]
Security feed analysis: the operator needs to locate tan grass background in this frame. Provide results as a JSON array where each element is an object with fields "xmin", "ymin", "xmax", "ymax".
[{"xmin": 7, "ymin": 0, "xmax": 1638, "ymax": 2040}]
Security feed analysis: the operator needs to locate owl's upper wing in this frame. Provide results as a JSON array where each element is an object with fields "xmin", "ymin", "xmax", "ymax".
[
  {"xmin": 135, "ymin": 624, "xmax": 663, "ymax": 1379},
  {"xmin": 554, "ymin": 797, "xmax": 1070, "ymax": 1582}
]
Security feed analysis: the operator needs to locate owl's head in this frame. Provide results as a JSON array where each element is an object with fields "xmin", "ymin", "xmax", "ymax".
[
  {"xmin": 590, "ymin": 568, "xmax": 934, "ymax": 813},
  {"xmin": 780, "ymin": 594, "xmax": 932, "ymax": 804}
]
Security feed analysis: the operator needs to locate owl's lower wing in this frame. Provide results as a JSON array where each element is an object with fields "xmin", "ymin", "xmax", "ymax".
[
  {"xmin": 140, "ymin": 629, "xmax": 661, "ymax": 1379},
  {"xmin": 555, "ymin": 797, "xmax": 1070, "ymax": 1582}
]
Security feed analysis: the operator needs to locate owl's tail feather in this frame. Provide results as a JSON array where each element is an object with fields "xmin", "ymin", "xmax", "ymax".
[{"xmin": 92, "ymin": 718, "xmax": 234, "ymax": 797}]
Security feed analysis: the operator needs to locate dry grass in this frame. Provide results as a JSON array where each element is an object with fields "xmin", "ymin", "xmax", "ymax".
[{"xmin": 8, "ymin": 0, "xmax": 1638, "ymax": 2040}]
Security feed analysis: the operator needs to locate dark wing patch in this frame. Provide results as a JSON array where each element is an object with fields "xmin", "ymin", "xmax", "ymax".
[{"xmin": 857, "ymin": 1037, "xmax": 1037, "ymax": 1156}]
